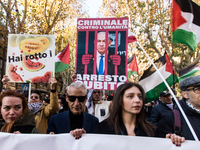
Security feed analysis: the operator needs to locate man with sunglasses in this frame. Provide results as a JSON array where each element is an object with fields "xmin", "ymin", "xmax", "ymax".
[
  {"xmin": 157, "ymin": 75, "xmax": 200, "ymax": 141},
  {"xmin": 47, "ymin": 81, "xmax": 99, "ymax": 139}
]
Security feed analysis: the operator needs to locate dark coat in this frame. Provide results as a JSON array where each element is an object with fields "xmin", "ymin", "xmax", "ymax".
[
  {"xmin": 0, "ymin": 110, "xmax": 39, "ymax": 133},
  {"xmin": 47, "ymin": 110, "xmax": 99, "ymax": 134},
  {"xmin": 150, "ymin": 102, "xmax": 173, "ymax": 126},
  {"xmin": 94, "ymin": 119, "xmax": 151, "ymax": 136},
  {"xmin": 157, "ymin": 99, "xmax": 200, "ymax": 140}
]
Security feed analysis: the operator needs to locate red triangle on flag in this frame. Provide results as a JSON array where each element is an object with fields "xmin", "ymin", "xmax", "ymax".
[
  {"xmin": 58, "ymin": 43, "xmax": 70, "ymax": 64},
  {"xmin": 165, "ymin": 53, "xmax": 176, "ymax": 75},
  {"xmin": 128, "ymin": 55, "xmax": 139, "ymax": 74},
  {"xmin": 172, "ymin": 0, "xmax": 187, "ymax": 32}
]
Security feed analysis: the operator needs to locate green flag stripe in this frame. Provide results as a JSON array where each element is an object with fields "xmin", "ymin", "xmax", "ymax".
[
  {"xmin": 172, "ymin": 29, "xmax": 197, "ymax": 51},
  {"xmin": 55, "ymin": 62, "xmax": 69, "ymax": 73},
  {"xmin": 179, "ymin": 70, "xmax": 200, "ymax": 82},
  {"xmin": 145, "ymin": 74, "xmax": 179, "ymax": 103},
  {"xmin": 128, "ymin": 71, "xmax": 138, "ymax": 78}
]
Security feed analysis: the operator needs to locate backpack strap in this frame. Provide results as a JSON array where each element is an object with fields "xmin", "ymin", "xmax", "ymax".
[{"xmin": 173, "ymin": 109, "xmax": 181, "ymax": 135}]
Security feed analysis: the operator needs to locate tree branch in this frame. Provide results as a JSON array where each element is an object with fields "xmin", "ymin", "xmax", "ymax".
[
  {"xmin": 45, "ymin": 0, "xmax": 64, "ymax": 34},
  {"xmin": 0, "ymin": 0, "xmax": 8, "ymax": 12},
  {"xmin": 44, "ymin": 0, "xmax": 48, "ymax": 25},
  {"xmin": 48, "ymin": 0, "xmax": 56, "ymax": 23},
  {"xmin": 146, "ymin": 25, "xmax": 162, "ymax": 57},
  {"xmin": 15, "ymin": 0, "xmax": 21, "ymax": 33},
  {"xmin": 21, "ymin": 0, "xmax": 27, "ymax": 25}
]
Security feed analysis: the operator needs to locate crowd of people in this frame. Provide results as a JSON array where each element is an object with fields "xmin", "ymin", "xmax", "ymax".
[{"xmin": 1, "ymin": 74, "xmax": 200, "ymax": 146}]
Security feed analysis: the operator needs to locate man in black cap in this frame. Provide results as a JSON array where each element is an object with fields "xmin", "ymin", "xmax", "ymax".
[
  {"xmin": 157, "ymin": 75, "xmax": 200, "ymax": 141},
  {"xmin": 150, "ymin": 91, "xmax": 174, "ymax": 126}
]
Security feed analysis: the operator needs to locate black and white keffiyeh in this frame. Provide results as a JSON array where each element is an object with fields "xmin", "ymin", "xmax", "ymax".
[{"xmin": 28, "ymin": 103, "xmax": 43, "ymax": 114}]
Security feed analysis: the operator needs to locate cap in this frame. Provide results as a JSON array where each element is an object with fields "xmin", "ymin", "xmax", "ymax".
[
  {"xmin": 160, "ymin": 91, "xmax": 170, "ymax": 97},
  {"xmin": 179, "ymin": 75, "xmax": 200, "ymax": 91}
]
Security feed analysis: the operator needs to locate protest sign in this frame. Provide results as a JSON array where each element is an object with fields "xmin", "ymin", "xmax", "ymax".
[
  {"xmin": 0, "ymin": 133, "xmax": 199, "ymax": 150},
  {"xmin": 6, "ymin": 34, "xmax": 55, "ymax": 83},
  {"xmin": 75, "ymin": 18, "xmax": 128, "ymax": 90}
]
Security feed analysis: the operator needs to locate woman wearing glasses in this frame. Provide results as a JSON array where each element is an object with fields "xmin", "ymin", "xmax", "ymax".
[
  {"xmin": 0, "ymin": 90, "xmax": 39, "ymax": 133},
  {"xmin": 28, "ymin": 78, "xmax": 59, "ymax": 134}
]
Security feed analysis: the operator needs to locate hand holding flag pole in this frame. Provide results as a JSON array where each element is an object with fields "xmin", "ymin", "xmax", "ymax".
[{"xmin": 137, "ymin": 41, "xmax": 199, "ymax": 141}]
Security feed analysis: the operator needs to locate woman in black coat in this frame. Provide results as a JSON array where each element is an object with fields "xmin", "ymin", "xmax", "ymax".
[
  {"xmin": 94, "ymin": 82, "xmax": 185, "ymax": 146},
  {"xmin": 95, "ymin": 82, "xmax": 156, "ymax": 136}
]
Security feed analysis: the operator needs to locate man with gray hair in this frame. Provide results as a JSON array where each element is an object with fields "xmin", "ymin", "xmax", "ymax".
[
  {"xmin": 47, "ymin": 81, "xmax": 99, "ymax": 139},
  {"xmin": 157, "ymin": 75, "xmax": 200, "ymax": 141}
]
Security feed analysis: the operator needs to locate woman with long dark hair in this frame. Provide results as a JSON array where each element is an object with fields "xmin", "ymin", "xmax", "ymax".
[{"xmin": 95, "ymin": 82, "xmax": 155, "ymax": 136}]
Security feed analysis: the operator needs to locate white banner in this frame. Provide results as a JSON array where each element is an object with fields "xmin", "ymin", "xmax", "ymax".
[{"xmin": 0, "ymin": 133, "xmax": 199, "ymax": 150}]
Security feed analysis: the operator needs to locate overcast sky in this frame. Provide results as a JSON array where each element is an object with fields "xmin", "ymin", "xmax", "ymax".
[{"xmin": 85, "ymin": 0, "xmax": 103, "ymax": 17}]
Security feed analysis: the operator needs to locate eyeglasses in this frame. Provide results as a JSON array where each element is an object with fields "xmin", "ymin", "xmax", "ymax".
[
  {"xmin": 67, "ymin": 94, "xmax": 86, "ymax": 102},
  {"xmin": 186, "ymin": 86, "xmax": 200, "ymax": 94},
  {"xmin": 31, "ymin": 96, "xmax": 39, "ymax": 99}
]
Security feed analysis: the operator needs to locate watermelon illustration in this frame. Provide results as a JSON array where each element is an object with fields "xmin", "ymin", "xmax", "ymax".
[
  {"xmin": 7, "ymin": 63, "xmax": 24, "ymax": 82},
  {"xmin": 29, "ymin": 71, "xmax": 52, "ymax": 83},
  {"xmin": 22, "ymin": 56, "xmax": 45, "ymax": 72}
]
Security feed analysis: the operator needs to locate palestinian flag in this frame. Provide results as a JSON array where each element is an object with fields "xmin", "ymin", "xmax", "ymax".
[
  {"xmin": 55, "ymin": 43, "xmax": 70, "ymax": 73},
  {"xmin": 179, "ymin": 62, "xmax": 200, "ymax": 82},
  {"xmin": 128, "ymin": 54, "xmax": 139, "ymax": 77},
  {"xmin": 139, "ymin": 52, "xmax": 178, "ymax": 103},
  {"xmin": 172, "ymin": 0, "xmax": 200, "ymax": 52}
]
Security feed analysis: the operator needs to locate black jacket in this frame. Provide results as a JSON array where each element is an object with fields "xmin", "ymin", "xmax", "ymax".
[
  {"xmin": 94, "ymin": 119, "xmax": 151, "ymax": 136},
  {"xmin": 157, "ymin": 99, "xmax": 200, "ymax": 140},
  {"xmin": 150, "ymin": 102, "xmax": 173, "ymax": 126},
  {"xmin": 0, "ymin": 110, "xmax": 39, "ymax": 133}
]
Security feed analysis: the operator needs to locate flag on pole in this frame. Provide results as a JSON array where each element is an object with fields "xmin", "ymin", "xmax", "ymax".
[
  {"xmin": 139, "ymin": 52, "xmax": 178, "ymax": 103},
  {"xmin": 128, "ymin": 54, "xmax": 139, "ymax": 77},
  {"xmin": 179, "ymin": 62, "xmax": 200, "ymax": 82},
  {"xmin": 128, "ymin": 31, "xmax": 137, "ymax": 43},
  {"xmin": 172, "ymin": 0, "xmax": 200, "ymax": 52},
  {"xmin": 55, "ymin": 43, "xmax": 70, "ymax": 73}
]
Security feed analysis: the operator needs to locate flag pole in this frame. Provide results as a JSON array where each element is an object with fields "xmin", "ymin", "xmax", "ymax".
[
  {"xmin": 28, "ymin": 83, "xmax": 31, "ymax": 103},
  {"xmin": 137, "ymin": 41, "xmax": 199, "ymax": 141}
]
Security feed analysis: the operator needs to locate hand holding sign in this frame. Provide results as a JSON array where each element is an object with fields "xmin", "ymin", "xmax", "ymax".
[
  {"xmin": 110, "ymin": 55, "xmax": 121, "ymax": 66},
  {"xmin": 2, "ymin": 75, "xmax": 10, "ymax": 89},
  {"xmin": 49, "ymin": 77, "xmax": 57, "ymax": 90},
  {"xmin": 82, "ymin": 54, "xmax": 93, "ymax": 65},
  {"xmin": 2, "ymin": 75, "xmax": 10, "ymax": 83}
]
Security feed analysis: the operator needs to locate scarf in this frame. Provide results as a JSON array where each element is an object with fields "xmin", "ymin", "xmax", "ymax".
[{"xmin": 28, "ymin": 103, "xmax": 43, "ymax": 114}]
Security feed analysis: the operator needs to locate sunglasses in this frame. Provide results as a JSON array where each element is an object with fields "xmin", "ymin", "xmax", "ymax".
[
  {"xmin": 93, "ymin": 91, "xmax": 101, "ymax": 94},
  {"xmin": 31, "ymin": 96, "xmax": 39, "ymax": 99},
  {"xmin": 67, "ymin": 94, "xmax": 86, "ymax": 102}
]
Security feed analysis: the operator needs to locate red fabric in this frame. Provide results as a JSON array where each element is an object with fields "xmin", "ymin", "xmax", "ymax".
[
  {"xmin": 128, "ymin": 55, "xmax": 139, "ymax": 74},
  {"xmin": 128, "ymin": 35, "xmax": 137, "ymax": 43},
  {"xmin": 172, "ymin": 0, "xmax": 187, "ymax": 31},
  {"xmin": 58, "ymin": 43, "xmax": 70, "ymax": 64},
  {"xmin": 165, "ymin": 53, "xmax": 176, "ymax": 75}
]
